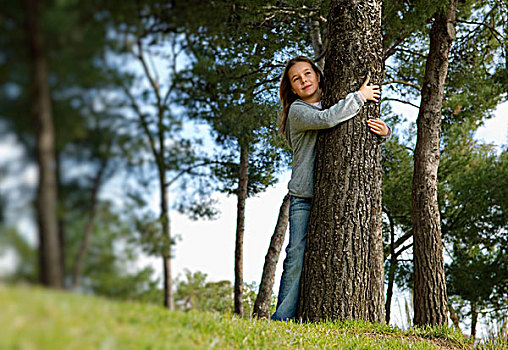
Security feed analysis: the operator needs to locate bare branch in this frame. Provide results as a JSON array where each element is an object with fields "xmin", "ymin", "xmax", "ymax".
[
  {"xmin": 135, "ymin": 39, "xmax": 163, "ymax": 109},
  {"xmin": 394, "ymin": 243, "xmax": 414, "ymax": 258},
  {"xmin": 383, "ymin": 98, "xmax": 420, "ymax": 109},
  {"xmin": 393, "ymin": 47, "xmax": 427, "ymax": 59},
  {"xmin": 384, "ymin": 35, "xmax": 408, "ymax": 60},
  {"xmin": 121, "ymin": 84, "xmax": 161, "ymax": 164},
  {"xmin": 383, "ymin": 79, "xmax": 422, "ymax": 91},
  {"xmin": 166, "ymin": 160, "xmax": 237, "ymax": 187}
]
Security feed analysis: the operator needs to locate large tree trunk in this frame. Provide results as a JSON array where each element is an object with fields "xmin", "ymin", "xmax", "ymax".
[
  {"xmin": 23, "ymin": 0, "xmax": 63, "ymax": 288},
  {"xmin": 412, "ymin": 0, "xmax": 457, "ymax": 327},
  {"xmin": 297, "ymin": 0, "xmax": 385, "ymax": 322},
  {"xmin": 252, "ymin": 193, "xmax": 290, "ymax": 319},
  {"xmin": 234, "ymin": 143, "xmax": 249, "ymax": 316}
]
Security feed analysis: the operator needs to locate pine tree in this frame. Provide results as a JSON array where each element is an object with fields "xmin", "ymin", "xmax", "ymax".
[{"xmin": 297, "ymin": 0, "xmax": 385, "ymax": 322}]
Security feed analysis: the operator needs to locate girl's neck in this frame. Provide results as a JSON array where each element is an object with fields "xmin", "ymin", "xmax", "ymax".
[{"xmin": 301, "ymin": 89, "xmax": 321, "ymax": 104}]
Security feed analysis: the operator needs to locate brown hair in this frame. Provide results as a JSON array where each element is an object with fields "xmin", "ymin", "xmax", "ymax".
[{"xmin": 278, "ymin": 56, "xmax": 324, "ymax": 135}]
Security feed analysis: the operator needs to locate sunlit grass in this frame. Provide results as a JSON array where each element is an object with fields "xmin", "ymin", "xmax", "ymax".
[{"xmin": 0, "ymin": 283, "xmax": 490, "ymax": 349}]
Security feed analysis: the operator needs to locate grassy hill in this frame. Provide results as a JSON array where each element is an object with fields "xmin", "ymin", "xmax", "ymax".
[{"xmin": 0, "ymin": 283, "xmax": 501, "ymax": 349}]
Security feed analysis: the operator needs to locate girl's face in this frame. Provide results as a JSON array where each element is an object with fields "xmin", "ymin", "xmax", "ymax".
[{"xmin": 288, "ymin": 61, "xmax": 321, "ymax": 103}]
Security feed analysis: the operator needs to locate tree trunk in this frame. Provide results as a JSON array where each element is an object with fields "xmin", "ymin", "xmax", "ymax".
[
  {"xmin": 412, "ymin": 0, "xmax": 457, "ymax": 327},
  {"xmin": 234, "ymin": 143, "xmax": 249, "ymax": 316},
  {"xmin": 385, "ymin": 213, "xmax": 396, "ymax": 324},
  {"xmin": 71, "ymin": 158, "xmax": 107, "ymax": 290},
  {"xmin": 252, "ymin": 193, "xmax": 290, "ymax": 319},
  {"xmin": 23, "ymin": 0, "xmax": 63, "ymax": 288},
  {"xmin": 160, "ymin": 169, "xmax": 174, "ymax": 310},
  {"xmin": 448, "ymin": 303, "xmax": 460, "ymax": 330},
  {"xmin": 297, "ymin": 0, "xmax": 385, "ymax": 322},
  {"xmin": 56, "ymin": 153, "xmax": 66, "ymax": 285},
  {"xmin": 470, "ymin": 301, "xmax": 478, "ymax": 339}
]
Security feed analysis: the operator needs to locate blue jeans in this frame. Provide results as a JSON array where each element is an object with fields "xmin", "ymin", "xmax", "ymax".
[{"xmin": 271, "ymin": 196, "xmax": 311, "ymax": 321}]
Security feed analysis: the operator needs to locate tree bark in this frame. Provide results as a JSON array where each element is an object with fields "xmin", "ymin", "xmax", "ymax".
[
  {"xmin": 297, "ymin": 0, "xmax": 385, "ymax": 322},
  {"xmin": 56, "ymin": 154, "xmax": 66, "ymax": 285},
  {"xmin": 234, "ymin": 143, "xmax": 249, "ymax": 316},
  {"xmin": 252, "ymin": 193, "xmax": 290, "ymax": 319},
  {"xmin": 448, "ymin": 303, "xmax": 460, "ymax": 330},
  {"xmin": 412, "ymin": 0, "xmax": 457, "ymax": 327},
  {"xmin": 71, "ymin": 158, "xmax": 108, "ymax": 290},
  {"xmin": 160, "ymin": 167, "xmax": 175, "ymax": 310},
  {"xmin": 385, "ymin": 212, "xmax": 396, "ymax": 324},
  {"xmin": 23, "ymin": 0, "xmax": 63, "ymax": 288},
  {"xmin": 470, "ymin": 301, "xmax": 478, "ymax": 339}
]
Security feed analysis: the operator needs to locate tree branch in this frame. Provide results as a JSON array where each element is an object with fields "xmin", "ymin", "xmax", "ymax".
[
  {"xmin": 382, "ymin": 98, "xmax": 420, "ymax": 109},
  {"xmin": 383, "ymin": 80, "xmax": 422, "ymax": 91}
]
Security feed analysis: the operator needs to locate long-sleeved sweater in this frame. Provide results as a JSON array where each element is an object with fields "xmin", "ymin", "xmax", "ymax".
[{"xmin": 285, "ymin": 91, "xmax": 365, "ymax": 198}]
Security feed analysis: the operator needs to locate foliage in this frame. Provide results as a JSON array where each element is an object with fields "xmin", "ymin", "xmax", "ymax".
[
  {"xmin": 177, "ymin": 0, "xmax": 311, "ymax": 196},
  {"xmin": 174, "ymin": 269, "xmax": 258, "ymax": 315},
  {"xmin": 441, "ymin": 128, "xmax": 508, "ymax": 326},
  {"xmin": 1, "ymin": 202, "xmax": 160, "ymax": 303},
  {"xmin": 0, "ymin": 227, "xmax": 38, "ymax": 283}
]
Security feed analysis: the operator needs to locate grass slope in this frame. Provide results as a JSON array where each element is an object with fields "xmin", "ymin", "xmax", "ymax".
[{"xmin": 0, "ymin": 284, "xmax": 485, "ymax": 349}]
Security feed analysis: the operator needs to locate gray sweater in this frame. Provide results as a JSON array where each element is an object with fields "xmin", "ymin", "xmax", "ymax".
[{"xmin": 285, "ymin": 92, "xmax": 365, "ymax": 198}]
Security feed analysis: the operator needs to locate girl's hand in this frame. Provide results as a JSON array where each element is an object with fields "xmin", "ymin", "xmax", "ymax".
[
  {"xmin": 359, "ymin": 76, "xmax": 381, "ymax": 102},
  {"xmin": 367, "ymin": 118, "xmax": 390, "ymax": 136}
]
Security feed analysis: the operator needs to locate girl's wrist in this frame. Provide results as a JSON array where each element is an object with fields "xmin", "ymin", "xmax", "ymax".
[{"xmin": 357, "ymin": 91, "xmax": 367, "ymax": 103}]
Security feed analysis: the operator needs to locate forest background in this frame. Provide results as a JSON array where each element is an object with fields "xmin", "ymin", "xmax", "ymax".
[{"xmin": 0, "ymin": 0, "xmax": 507, "ymax": 341}]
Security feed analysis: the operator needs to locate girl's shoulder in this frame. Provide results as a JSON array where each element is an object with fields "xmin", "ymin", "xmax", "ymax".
[{"xmin": 289, "ymin": 99, "xmax": 321, "ymax": 116}]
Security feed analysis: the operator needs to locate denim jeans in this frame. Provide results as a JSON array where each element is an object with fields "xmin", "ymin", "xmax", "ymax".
[{"xmin": 271, "ymin": 196, "xmax": 311, "ymax": 321}]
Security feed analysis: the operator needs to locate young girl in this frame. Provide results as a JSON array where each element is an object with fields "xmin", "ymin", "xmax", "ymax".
[{"xmin": 271, "ymin": 56, "xmax": 390, "ymax": 321}]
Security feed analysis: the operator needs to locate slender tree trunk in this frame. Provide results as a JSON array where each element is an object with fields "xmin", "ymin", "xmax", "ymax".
[
  {"xmin": 448, "ymin": 303, "xmax": 460, "ymax": 330},
  {"xmin": 470, "ymin": 301, "xmax": 478, "ymax": 339},
  {"xmin": 297, "ymin": 0, "xmax": 385, "ymax": 322},
  {"xmin": 234, "ymin": 143, "xmax": 249, "ymax": 316},
  {"xmin": 252, "ymin": 193, "xmax": 290, "ymax": 319},
  {"xmin": 160, "ymin": 169, "xmax": 175, "ymax": 310},
  {"xmin": 23, "ymin": 0, "xmax": 63, "ymax": 288},
  {"xmin": 56, "ymin": 154, "xmax": 66, "ymax": 285},
  {"xmin": 412, "ymin": 0, "xmax": 457, "ymax": 327},
  {"xmin": 385, "ymin": 213, "xmax": 396, "ymax": 324},
  {"xmin": 71, "ymin": 158, "xmax": 107, "ymax": 290}
]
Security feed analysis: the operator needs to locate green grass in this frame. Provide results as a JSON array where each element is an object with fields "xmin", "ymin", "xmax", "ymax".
[{"xmin": 0, "ymin": 283, "xmax": 490, "ymax": 349}]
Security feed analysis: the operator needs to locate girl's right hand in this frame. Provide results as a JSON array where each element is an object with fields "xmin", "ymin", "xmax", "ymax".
[{"xmin": 359, "ymin": 76, "xmax": 381, "ymax": 103}]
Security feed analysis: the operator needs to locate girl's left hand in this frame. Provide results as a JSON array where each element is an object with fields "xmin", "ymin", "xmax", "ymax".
[{"xmin": 367, "ymin": 118, "xmax": 390, "ymax": 136}]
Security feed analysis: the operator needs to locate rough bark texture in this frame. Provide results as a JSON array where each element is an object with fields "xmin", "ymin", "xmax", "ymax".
[
  {"xmin": 297, "ymin": 0, "xmax": 385, "ymax": 322},
  {"xmin": 412, "ymin": 0, "xmax": 457, "ymax": 327},
  {"xmin": 234, "ymin": 144, "xmax": 249, "ymax": 316},
  {"xmin": 24, "ymin": 0, "xmax": 63, "ymax": 288},
  {"xmin": 252, "ymin": 193, "xmax": 290, "ymax": 319}
]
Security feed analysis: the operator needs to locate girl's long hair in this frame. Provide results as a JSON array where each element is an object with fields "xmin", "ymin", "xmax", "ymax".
[{"xmin": 278, "ymin": 56, "xmax": 324, "ymax": 135}]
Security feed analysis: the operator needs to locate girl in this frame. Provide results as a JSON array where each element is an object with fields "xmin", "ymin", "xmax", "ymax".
[{"xmin": 271, "ymin": 56, "xmax": 390, "ymax": 321}]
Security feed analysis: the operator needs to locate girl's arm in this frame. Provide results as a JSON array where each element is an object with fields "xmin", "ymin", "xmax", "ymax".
[
  {"xmin": 290, "ymin": 76, "xmax": 381, "ymax": 132},
  {"xmin": 289, "ymin": 92, "xmax": 364, "ymax": 131}
]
